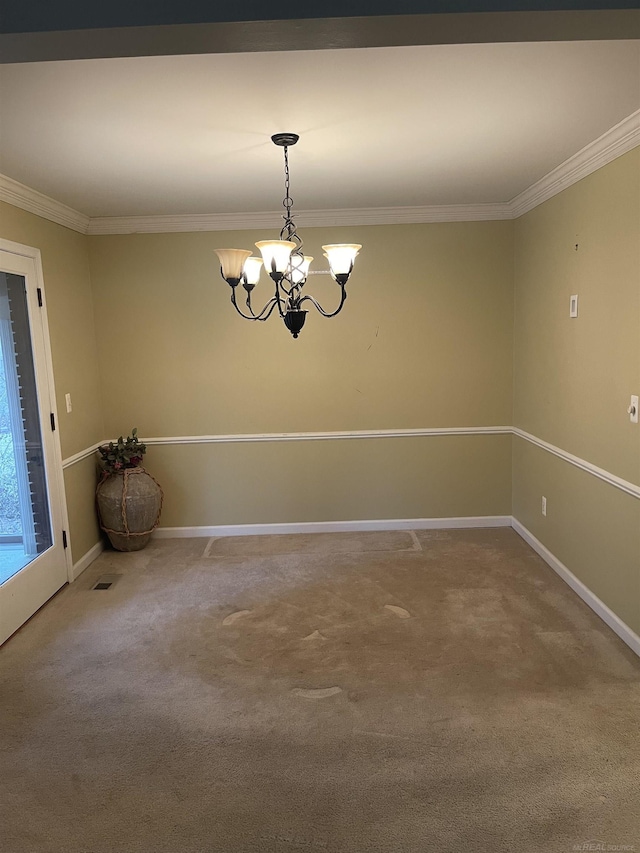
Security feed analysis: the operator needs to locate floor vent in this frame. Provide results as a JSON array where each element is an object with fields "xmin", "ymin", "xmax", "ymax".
[{"xmin": 91, "ymin": 574, "xmax": 122, "ymax": 591}]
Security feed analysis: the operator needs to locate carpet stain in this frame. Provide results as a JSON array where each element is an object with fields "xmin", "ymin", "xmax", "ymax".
[
  {"xmin": 301, "ymin": 630, "xmax": 326, "ymax": 641},
  {"xmin": 222, "ymin": 609, "xmax": 253, "ymax": 625},
  {"xmin": 291, "ymin": 687, "xmax": 343, "ymax": 700},
  {"xmin": 384, "ymin": 604, "xmax": 411, "ymax": 618}
]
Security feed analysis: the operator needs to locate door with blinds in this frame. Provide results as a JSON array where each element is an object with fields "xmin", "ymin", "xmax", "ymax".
[{"xmin": 0, "ymin": 245, "xmax": 67, "ymax": 645}]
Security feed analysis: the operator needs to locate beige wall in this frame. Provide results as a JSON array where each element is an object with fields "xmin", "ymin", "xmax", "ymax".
[
  {"xmin": 513, "ymin": 149, "xmax": 640, "ymax": 635},
  {"xmin": 513, "ymin": 439, "xmax": 639, "ymax": 634},
  {"xmin": 149, "ymin": 435, "xmax": 512, "ymax": 528},
  {"xmin": 88, "ymin": 222, "xmax": 514, "ymax": 436},
  {"xmin": 62, "ymin": 455, "xmax": 102, "ymax": 562},
  {"xmin": 87, "ymin": 221, "xmax": 514, "ymax": 526},
  {"xmin": 0, "ymin": 201, "xmax": 104, "ymax": 563}
]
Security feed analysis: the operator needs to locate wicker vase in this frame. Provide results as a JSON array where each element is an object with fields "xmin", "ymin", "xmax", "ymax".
[{"xmin": 96, "ymin": 467, "xmax": 163, "ymax": 551}]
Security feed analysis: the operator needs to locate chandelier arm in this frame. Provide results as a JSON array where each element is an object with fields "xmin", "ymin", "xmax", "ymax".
[
  {"xmin": 230, "ymin": 290, "xmax": 281, "ymax": 322},
  {"xmin": 244, "ymin": 286, "xmax": 282, "ymax": 320},
  {"xmin": 298, "ymin": 287, "xmax": 347, "ymax": 318},
  {"xmin": 273, "ymin": 280, "xmax": 289, "ymax": 319},
  {"xmin": 245, "ymin": 292, "xmax": 260, "ymax": 318}
]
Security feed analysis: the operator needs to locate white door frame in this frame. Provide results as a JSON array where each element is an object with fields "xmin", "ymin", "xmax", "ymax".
[{"xmin": 0, "ymin": 237, "xmax": 73, "ymax": 583}]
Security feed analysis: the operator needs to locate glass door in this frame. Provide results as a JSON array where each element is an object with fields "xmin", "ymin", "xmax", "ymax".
[{"xmin": 0, "ymin": 247, "xmax": 67, "ymax": 645}]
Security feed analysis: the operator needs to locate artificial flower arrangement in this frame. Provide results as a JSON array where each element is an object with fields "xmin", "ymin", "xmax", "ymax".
[{"xmin": 97, "ymin": 428, "xmax": 147, "ymax": 475}]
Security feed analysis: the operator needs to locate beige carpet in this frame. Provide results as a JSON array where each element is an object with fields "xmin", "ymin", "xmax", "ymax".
[{"xmin": 1, "ymin": 528, "xmax": 639, "ymax": 852}]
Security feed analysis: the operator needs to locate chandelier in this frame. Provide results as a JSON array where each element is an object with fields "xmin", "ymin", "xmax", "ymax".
[{"xmin": 215, "ymin": 133, "xmax": 361, "ymax": 339}]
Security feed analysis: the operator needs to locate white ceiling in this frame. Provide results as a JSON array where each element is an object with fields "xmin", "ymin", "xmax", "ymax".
[{"xmin": 0, "ymin": 40, "xmax": 638, "ymax": 218}]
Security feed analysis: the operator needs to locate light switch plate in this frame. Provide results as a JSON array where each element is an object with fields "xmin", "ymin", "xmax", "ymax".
[
  {"xmin": 65, "ymin": 393, "xmax": 72, "ymax": 413},
  {"xmin": 629, "ymin": 395, "xmax": 639, "ymax": 424},
  {"xmin": 569, "ymin": 295, "xmax": 578, "ymax": 318}
]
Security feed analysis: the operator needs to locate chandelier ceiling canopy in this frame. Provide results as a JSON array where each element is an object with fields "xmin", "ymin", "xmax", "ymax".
[{"xmin": 215, "ymin": 134, "xmax": 361, "ymax": 339}]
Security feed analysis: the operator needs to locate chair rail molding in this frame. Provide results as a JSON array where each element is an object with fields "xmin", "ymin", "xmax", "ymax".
[
  {"xmin": 513, "ymin": 428, "xmax": 640, "ymax": 500},
  {"xmin": 62, "ymin": 426, "xmax": 510, "ymax": 467},
  {"xmin": 63, "ymin": 426, "xmax": 639, "ymax": 503}
]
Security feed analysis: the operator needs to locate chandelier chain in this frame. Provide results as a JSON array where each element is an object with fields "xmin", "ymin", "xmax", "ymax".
[
  {"xmin": 283, "ymin": 146, "xmax": 292, "ymax": 221},
  {"xmin": 280, "ymin": 146, "xmax": 303, "ymax": 259}
]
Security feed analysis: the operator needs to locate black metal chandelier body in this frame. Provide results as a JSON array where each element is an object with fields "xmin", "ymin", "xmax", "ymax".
[{"xmin": 215, "ymin": 134, "xmax": 361, "ymax": 339}]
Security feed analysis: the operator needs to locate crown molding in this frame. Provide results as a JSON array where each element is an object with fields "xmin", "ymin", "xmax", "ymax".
[
  {"xmin": 2, "ymin": 110, "xmax": 639, "ymax": 235},
  {"xmin": 0, "ymin": 174, "xmax": 90, "ymax": 234},
  {"xmin": 87, "ymin": 211, "xmax": 286, "ymax": 235},
  {"xmin": 508, "ymin": 108, "xmax": 640, "ymax": 218},
  {"xmin": 85, "ymin": 202, "xmax": 512, "ymax": 234}
]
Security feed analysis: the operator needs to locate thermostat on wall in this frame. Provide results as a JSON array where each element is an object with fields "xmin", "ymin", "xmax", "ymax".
[{"xmin": 570, "ymin": 295, "xmax": 579, "ymax": 318}]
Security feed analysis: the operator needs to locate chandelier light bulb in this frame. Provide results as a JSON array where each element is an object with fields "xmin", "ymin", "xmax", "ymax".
[
  {"xmin": 322, "ymin": 244, "xmax": 362, "ymax": 277},
  {"xmin": 255, "ymin": 240, "xmax": 296, "ymax": 277},
  {"xmin": 243, "ymin": 256, "xmax": 264, "ymax": 285},
  {"xmin": 214, "ymin": 248, "xmax": 252, "ymax": 284}
]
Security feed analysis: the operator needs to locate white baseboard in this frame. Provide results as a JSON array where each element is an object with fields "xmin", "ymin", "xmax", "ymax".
[
  {"xmin": 153, "ymin": 515, "xmax": 512, "ymax": 539},
  {"xmin": 71, "ymin": 540, "xmax": 104, "ymax": 581},
  {"xmin": 512, "ymin": 518, "xmax": 640, "ymax": 658}
]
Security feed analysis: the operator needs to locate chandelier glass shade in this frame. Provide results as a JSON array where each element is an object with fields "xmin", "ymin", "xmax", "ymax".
[{"xmin": 215, "ymin": 134, "xmax": 361, "ymax": 339}]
